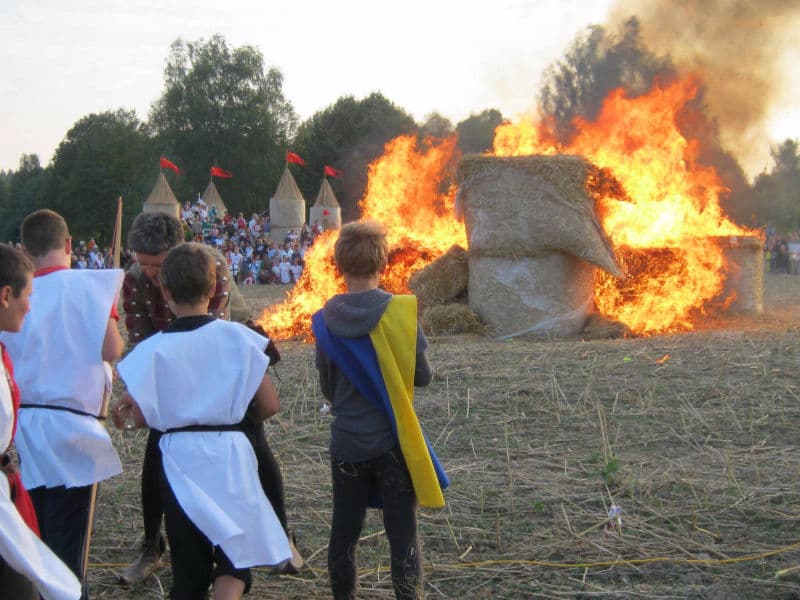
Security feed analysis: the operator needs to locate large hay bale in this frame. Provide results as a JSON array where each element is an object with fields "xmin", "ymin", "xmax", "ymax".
[
  {"xmin": 469, "ymin": 253, "xmax": 595, "ymax": 339},
  {"xmin": 715, "ymin": 235, "xmax": 763, "ymax": 314},
  {"xmin": 408, "ymin": 245, "xmax": 468, "ymax": 307},
  {"xmin": 581, "ymin": 312, "xmax": 631, "ymax": 340},
  {"xmin": 456, "ymin": 154, "xmax": 620, "ymax": 275},
  {"xmin": 421, "ymin": 304, "xmax": 485, "ymax": 336}
]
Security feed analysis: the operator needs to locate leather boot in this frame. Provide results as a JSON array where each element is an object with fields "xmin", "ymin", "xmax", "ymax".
[{"xmin": 118, "ymin": 535, "xmax": 165, "ymax": 585}]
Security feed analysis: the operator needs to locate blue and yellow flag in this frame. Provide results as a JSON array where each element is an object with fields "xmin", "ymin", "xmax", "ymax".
[{"xmin": 312, "ymin": 295, "xmax": 449, "ymax": 508}]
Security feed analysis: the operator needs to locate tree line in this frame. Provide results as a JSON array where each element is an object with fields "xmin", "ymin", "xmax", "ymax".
[{"xmin": 1, "ymin": 27, "xmax": 797, "ymax": 246}]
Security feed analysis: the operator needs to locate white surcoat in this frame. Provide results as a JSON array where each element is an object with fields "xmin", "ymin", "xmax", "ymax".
[
  {"xmin": 0, "ymin": 354, "xmax": 81, "ymax": 600},
  {"xmin": 0, "ymin": 269, "xmax": 124, "ymax": 489},
  {"xmin": 117, "ymin": 319, "xmax": 291, "ymax": 568}
]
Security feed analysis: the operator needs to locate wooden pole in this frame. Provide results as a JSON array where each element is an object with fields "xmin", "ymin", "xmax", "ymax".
[{"xmin": 112, "ymin": 196, "xmax": 123, "ymax": 268}]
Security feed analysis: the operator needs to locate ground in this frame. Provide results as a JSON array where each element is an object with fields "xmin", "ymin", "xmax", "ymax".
[{"xmin": 85, "ymin": 276, "xmax": 800, "ymax": 599}]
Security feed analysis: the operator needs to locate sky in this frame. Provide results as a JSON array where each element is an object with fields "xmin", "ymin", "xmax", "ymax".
[{"xmin": 1, "ymin": 0, "xmax": 798, "ymax": 177}]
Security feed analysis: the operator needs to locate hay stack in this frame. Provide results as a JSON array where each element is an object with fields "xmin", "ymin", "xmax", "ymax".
[
  {"xmin": 202, "ymin": 180, "xmax": 227, "ymax": 216},
  {"xmin": 714, "ymin": 235, "xmax": 763, "ymax": 314},
  {"xmin": 421, "ymin": 304, "xmax": 485, "ymax": 336},
  {"xmin": 269, "ymin": 167, "xmax": 306, "ymax": 243},
  {"xmin": 457, "ymin": 154, "xmax": 620, "ymax": 339},
  {"xmin": 142, "ymin": 172, "xmax": 180, "ymax": 219},
  {"xmin": 408, "ymin": 245, "xmax": 469, "ymax": 307}
]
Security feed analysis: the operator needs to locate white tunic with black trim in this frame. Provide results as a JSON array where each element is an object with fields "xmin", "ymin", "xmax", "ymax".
[
  {"xmin": 117, "ymin": 319, "xmax": 291, "ymax": 568},
  {"xmin": 0, "ymin": 269, "xmax": 124, "ymax": 490}
]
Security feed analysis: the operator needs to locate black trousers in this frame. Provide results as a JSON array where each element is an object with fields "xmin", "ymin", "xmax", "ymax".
[
  {"xmin": 160, "ymin": 471, "xmax": 251, "ymax": 599},
  {"xmin": 29, "ymin": 484, "xmax": 93, "ymax": 600},
  {"xmin": 140, "ymin": 420, "xmax": 288, "ymax": 545},
  {"xmin": 328, "ymin": 448, "xmax": 421, "ymax": 600}
]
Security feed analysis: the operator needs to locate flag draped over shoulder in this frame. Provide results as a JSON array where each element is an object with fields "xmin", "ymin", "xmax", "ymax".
[
  {"xmin": 210, "ymin": 166, "xmax": 233, "ymax": 179},
  {"xmin": 324, "ymin": 165, "xmax": 342, "ymax": 178},
  {"xmin": 286, "ymin": 151, "xmax": 305, "ymax": 166},
  {"xmin": 312, "ymin": 296, "xmax": 449, "ymax": 508},
  {"xmin": 160, "ymin": 156, "xmax": 180, "ymax": 175}
]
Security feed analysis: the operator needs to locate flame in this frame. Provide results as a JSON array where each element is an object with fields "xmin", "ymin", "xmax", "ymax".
[
  {"xmin": 258, "ymin": 135, "xmax": 464, "ymax": 339},
  {"xmin": 260, "ymin": 76, "xmax": 760, "ymax": 339},
  {"xmin": 494, "ymin": 76, "xmax": 757, "ymax": 334}
]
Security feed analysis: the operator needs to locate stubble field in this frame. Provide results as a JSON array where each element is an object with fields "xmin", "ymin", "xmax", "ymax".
[{"xmin": 86, "ymin": 274, "xmax": 800, "ymax": 599}]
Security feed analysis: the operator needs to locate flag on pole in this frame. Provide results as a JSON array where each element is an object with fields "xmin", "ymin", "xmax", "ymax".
[
  {"xmin": 111, "ymin": 196, "xmax": 123, "ymax": 268},
  {"xmin": 210, "ymin": 166, "xmax": 233, "ymax": 179},
  {"xmin": 286, "ymin": 151, "xmax": 305, "ymax": 166},
  {"xmin": 159, "ymin": 156, "xmax": 180, "ymax": 175},
  {"xmin": 324, "ymin": 165, "xmax": 342, "ymax": 178}
]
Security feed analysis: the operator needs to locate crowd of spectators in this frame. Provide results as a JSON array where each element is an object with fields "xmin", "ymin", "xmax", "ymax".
[{"xmin": 764, "ymin": 226, "xmax": 800, "ymax": 274}]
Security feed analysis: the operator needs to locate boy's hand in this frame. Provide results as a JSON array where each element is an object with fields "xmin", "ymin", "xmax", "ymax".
[
  {"xmin": 111, "ymin": 392, "xmax": 136, "ymax": 429},
  {"xmin": 245, "ymin": 320, "xmax": 281, "ymax": 366}
]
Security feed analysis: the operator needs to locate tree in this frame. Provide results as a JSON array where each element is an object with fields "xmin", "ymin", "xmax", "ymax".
[
  {"xmin": 148, "ymin": 35, "xmax": 297, "ymax": 215},
  {"xmin": 47, "ymin": 110, "xmax": 153, "ymax": 245},
  {"xmin": 751, "ymin": 138, "xmax": 800, "ymax": 230},
  {"xmin": 455, "ymin": 109, "xmax": 504, "ymax": 154},
  {"xmin": 291, "ymin": 93, "xmax": 417, "ymax": 221},
  {"xmin": 420, "ymin": 112, "xmax": 453, "ymax": 139},
  {"xmin": 0, "ymin": 154, "xmax": 49, "ymax": 242}
]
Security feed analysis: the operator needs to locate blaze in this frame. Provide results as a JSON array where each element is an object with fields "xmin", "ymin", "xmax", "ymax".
[
  {"xmin": 494, "ymin": 76, "xmax": 757, "ymax": 334},
  {"xmin": 259, "ymin": 75, "xmax": 759, "ymax": 339},
  {"xmin": 257, "ymin": 135, "xmax": 464, "ymax": 340}
]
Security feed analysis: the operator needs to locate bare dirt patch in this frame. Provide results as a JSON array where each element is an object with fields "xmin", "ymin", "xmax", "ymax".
[{"xmin": 87, "ymin": 276, "xmax": 800, "ymax": 598}]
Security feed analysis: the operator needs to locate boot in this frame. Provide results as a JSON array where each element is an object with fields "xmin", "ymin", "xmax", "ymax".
[
  {"xmin": 118, "ymin": 535, "xmax": 165, "ymax": 585},
  {"xmin": 275, "ymin": 533, "xmax": 304, "ymax": 575}
]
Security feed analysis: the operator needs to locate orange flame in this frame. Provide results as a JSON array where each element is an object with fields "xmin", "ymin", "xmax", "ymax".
[
  {"xmin": 260, "ymin": 76, "xmax": 760, "ymax": 339},
  {"xmin": 494, "ymin": 76, "xmax": 758, "ymax": 334},
  {"xmin": 258, "ymin": 135, "xmax": 464, "ymax": 339}
]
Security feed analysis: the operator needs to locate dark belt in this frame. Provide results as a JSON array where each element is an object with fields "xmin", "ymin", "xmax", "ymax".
[
  {"xmin": 165, "ymin": 423, "xmax": 245, "ymax": 434},
  {"xmin": 19, "ymin": 403, "xmax": 105, "ymax": 420}
]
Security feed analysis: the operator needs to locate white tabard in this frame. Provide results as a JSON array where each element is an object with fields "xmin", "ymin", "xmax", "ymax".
[
  {"xmin": 0, "ymin": 269, "xmax": 124, "ymax": 489},
  {"xmin": 117, "ymin": 319, "xmax": 291, "ymax": 568},
  {"xmin": 0, "ymin": 354, "xmax": 81, "ymax": 600}
]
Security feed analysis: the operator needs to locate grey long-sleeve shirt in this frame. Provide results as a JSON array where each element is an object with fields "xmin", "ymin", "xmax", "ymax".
[{"xmin": 315, "ymin": 288, "xmax": 433, "ymax": 462}]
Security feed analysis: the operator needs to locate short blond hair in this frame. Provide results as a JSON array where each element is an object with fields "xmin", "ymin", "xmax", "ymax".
[{"xmin": 334, "ymin": 220, "xmax": 388, "ymax": 277}]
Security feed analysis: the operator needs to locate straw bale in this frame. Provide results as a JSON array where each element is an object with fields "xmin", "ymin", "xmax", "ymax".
[
  {"xmin": 714, "ymin": 235, "xmax": 764, "ymax": 314},
  {"xmin": 421, "ymin": 303, "xmax": 485, "ymax": 336},
  {"xmin": 456, "ymin": 154, "xmax": 620, "ymax": 275},
  {"xmin": 270, "ymin": 167, "xmax": 307, "ymax": 243},
  {"xmin": 581, "ymin": 312, "xmax": 631, "ymax": 339},
  {"xmin": 408, "ymin": 245, "xmax": 468, "ymax": 307},
  {"xmin": 143, "ymin": 172, "xmax": 180, "ymax": 218},
  {"xmin": 469, "ymin": 253, "xmax": 595, "ymax": 339},
  {"xmin": 309, "ymin": 206, "xmax": 342, "ymax": 231}
]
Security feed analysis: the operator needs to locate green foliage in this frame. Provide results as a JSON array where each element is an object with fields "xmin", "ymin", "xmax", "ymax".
[
  {"xmin": 46, "ymin": 109, "xmax": 153, "ymax": 245},
  {"xmin": 587, "ymin": 451, "xmax": 620, "ymax": 486},
  {"xmin": 291, "ymin": 92, "xmax": 417, "ymax": 221},
  {"xmin": 0, "ymin": 154, "xmax": 49, "ymax": 242},
  {"xmin": 148, "ymin": 35, "xmax": 297, "ymax": 215},
  {"xmin": 420, "ymin": 112, "xmax": 454, "ymax": 138},
  {"xmin": 751, "ymin": 139, "xmax": 800, "ymax": 231},
  {"xmin": 455, "ymin": 109, "xmax": 504, "ymax": 155}
]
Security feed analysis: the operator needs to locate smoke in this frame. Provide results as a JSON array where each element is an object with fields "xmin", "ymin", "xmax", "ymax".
[{"xmin": 607, "ymin": 0, "xmax": 800, "ymax": 177}]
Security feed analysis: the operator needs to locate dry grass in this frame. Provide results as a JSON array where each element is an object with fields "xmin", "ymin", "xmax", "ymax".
[{"xmin": 86, "ymin": 277, "xmax": 800, "ymax": 598}]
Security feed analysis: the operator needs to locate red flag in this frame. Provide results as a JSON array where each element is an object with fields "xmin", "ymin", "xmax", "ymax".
[
  {"xmin": 324, "ymin": 165, "xmax": 342, "ymax": 178},
  {"xmin": 286, "ymin": 151, "xmax": 305, "ymax": 166},
  {"xmin": 160, "ymin": 156, "xmax": 180, "ymax": 175},
  {"xmin": 210, "ymin": 166, "xmax": 233, "ymax": 179}
]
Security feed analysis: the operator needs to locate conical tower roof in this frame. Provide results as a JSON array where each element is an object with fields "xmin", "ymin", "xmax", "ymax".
[
  {"xmin": 143, "ymin": 172, "xmax": 180, "ymax": 218},
  {"xmin": 272, "ymin": 166, "xmax": 306, "ymax": 204},
  {"xmin": 313, "ymin": 177, "xmax": 340, "ymax": 208},
  {"xmin": 202, "ymin": 180, "xmax": 227, "ymax": 215}
]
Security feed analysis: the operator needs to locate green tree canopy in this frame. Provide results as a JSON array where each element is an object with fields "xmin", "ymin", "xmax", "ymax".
[
  {"xmin": 291, "ymin": 92, "xmax": 417, "ymax": 221},
  {"xmin": 0, "ymin": 154, "xmax": 49, "ymax": 242},
  {"xmin": 47, "ymin": 109, "xmax": 152, "ymax": 245},
  {"xmin": 455, "ymin": 109, "xmax": 504, "ymax": 154},
  {"xmin": 752, "ymin": 139, "xmax": 800, "ymax": 231},
  {"xmin": 148, "ymin": 35, "xmax": 297, "ymax": 215}
]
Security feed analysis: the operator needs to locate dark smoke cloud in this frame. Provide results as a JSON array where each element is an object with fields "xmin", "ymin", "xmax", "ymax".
[{"xmin": 607, "ymin": 0, "xmax": 800, "ymax": 175}]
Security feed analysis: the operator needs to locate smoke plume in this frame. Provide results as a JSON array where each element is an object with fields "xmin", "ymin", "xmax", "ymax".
[{"xmin": 607, "ymin": 0, "xmax": 800, "ymax": 176}]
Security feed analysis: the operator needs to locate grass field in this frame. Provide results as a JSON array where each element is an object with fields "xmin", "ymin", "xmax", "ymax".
[{"xmin": 85, "ymin": 275, "xmax": 800, "ymax": 599}]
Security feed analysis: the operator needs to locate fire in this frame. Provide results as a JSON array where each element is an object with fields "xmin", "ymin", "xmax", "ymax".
[
  {"xmin": 494, "ymin": 76, "xmax": 757, "ymax": 333},
  {"xmin": 258, "ymin": 135, "xmax": 464, "ymax": 340},
  {"xmin": 260, "ymin": 75, "xmax": 759, "ymax": 339}
]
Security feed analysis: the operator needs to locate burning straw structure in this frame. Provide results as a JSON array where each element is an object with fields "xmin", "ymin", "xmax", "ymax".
[{"xmin": 456, "ymin": 155, "xmax": 621, "ymax": 339}]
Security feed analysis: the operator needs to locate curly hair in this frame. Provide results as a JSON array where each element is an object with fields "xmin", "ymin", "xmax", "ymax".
[{"xmin": 127, "ymin": 211, "xmax": 184, "ymax": 255}]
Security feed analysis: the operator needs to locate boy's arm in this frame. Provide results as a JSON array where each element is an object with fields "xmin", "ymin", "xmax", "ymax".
[
  {"xmin": 111, "ymin": 392, "xmax": 147, "ymax": 429},
  {"xmin": 315, "ymin": 345, "xmax": 335, "ymax": 401},
  {"xmin": 252, "ymin": 373, "xmax": 280, "ymax": 421},
  {"xmin": 102, "ymin": 316, "xmax": 124, "ymax": 362}
]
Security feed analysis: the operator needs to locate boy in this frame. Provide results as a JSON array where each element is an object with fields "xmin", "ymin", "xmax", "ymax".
[
  {"xmin": 119, "ymin": 212, "xmax": 300, "ymax": 585},
  {"xmin": 0, "ymin": 244, "xmax": 82, "ymax": 600},
  {"xmin": 311, "ymin": 220, "xmax": 449, "ymax": 600},
  {"xmin": 114, "ymin": 243, "xmax": 290, "ymax": 599},
  {"xmin": 0, "ymin": 210, "xmax": 124, "ymax": 598}
]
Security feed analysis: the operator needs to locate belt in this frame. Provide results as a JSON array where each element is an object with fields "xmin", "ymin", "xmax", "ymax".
[{"xmin": 19, "ymin": 403, "xmax": 104, "ymax": 420}]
